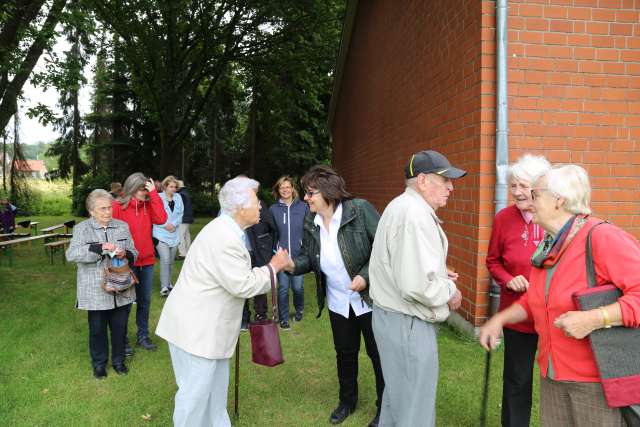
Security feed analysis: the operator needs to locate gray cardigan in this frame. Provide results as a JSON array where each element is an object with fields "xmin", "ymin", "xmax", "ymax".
[{"xmin": 66, "ymin": 217, "xmax": 138, "ymax": 310}]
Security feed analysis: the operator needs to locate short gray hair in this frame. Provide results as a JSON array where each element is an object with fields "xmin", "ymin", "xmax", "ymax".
[
  {"xmin": 218, "ymin": 176, "xmax": 259, "ymax": 215},
  {"xmin": 86, "ymin": 189, "xmax": 113, "ymax": 212},
  {"xmin": 538, "ymin": 164, "xmax": 592, "ymax": 215},
  {"xmin": 508, "ymin": 154, "xmax": 551, "ymax": 184}
]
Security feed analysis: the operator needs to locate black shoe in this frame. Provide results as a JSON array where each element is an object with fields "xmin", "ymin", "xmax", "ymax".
[
  {"xmin": 136, "ymin": 337, "xmax": 157, "ymax": 351},
  {"xmin": 329, "ymin": 404, "xmax": 355, "ymax": 424},
  {"xmin": 368, "ymin": 413, "xmax": 380, "ymax": 427},
  {"xmin": 124, "ymin": 344, "xmax": 134, "ymax": 357},
  {"xmin": 255, "ymin": 313, "xmax": 267, "ymax": 321},
  {"xmin": 113, "ymin": 364, "xmax": 129, "ymax": 375},
  {"xmin": 294, "ymin": 311, "xmax": 303, "ymax": 322},
  {"xmin": 280, "ymin": 321, "xmax": 291, "ymax": 330},
  {"xmin": 240, "ymin": 320, "xmax": 249, "ymax": 332},
  {"xmin": 93, "ymin": 365, "xmax": 107, "ymax": 379}
]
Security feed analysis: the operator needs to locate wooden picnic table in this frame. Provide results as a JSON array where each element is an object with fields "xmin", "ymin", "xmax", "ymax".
[
  {"xmin": 0, "ymin": 234, "xmax": 57, "ymax": 266},
  {"xmin": 44, "ymin": 239, "xmax": 71, "ymax": 264},
  {"xmin": 41, "ymin": 220, "xmax": 75, "ymax": 235}
]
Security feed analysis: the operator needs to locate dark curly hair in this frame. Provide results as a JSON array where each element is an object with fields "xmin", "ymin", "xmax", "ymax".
[{"xmin": 300, "ymin": 165, "xmax": 352, "ymax": 208}]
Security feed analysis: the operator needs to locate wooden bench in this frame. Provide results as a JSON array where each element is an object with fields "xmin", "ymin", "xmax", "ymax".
[
  {"xmin": 0, "ymin": 234, "xmax": 57, "ymax": 266},
  {"xmin": 41, "ymin": 220, "xmax": 75, "ymax": 235},
  {"xmin": 44, "ymin": 239, "xmax": 71, "ymax": 264}
]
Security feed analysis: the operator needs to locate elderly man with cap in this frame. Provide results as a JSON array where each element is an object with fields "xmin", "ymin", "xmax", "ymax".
[{"xmin": 369, "ymin": 150, "xmax": 466, "ymax": 427}]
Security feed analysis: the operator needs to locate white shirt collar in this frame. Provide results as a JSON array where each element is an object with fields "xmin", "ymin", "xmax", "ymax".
[
  {"xmin": 219, "ymin": 212, "xmax": 245, "ymax": 240},
  {"xmin": 314, "ymin": 203, "xmax": 343, "ymax": 230}
]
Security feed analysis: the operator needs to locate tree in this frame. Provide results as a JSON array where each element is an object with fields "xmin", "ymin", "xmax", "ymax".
[
  {"xmin": 90, "ymin": 0, "xmax": 320, "ymax": 176},
  {"xmin": 0, "ymin": 0, "xmax": 68, "ymax": 133}
]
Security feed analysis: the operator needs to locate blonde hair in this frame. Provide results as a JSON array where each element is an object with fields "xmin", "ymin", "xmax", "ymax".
[
  {"xmin": 162, "ymin": 175, "xmax": 179, "ymax": 190},
  {"xmin": 539, "ymin": 164, "xmax": 592, "ymax": 215},
  {"xmin": 272, "ymin": 176, "xmax": 299, "ymax": 201}
]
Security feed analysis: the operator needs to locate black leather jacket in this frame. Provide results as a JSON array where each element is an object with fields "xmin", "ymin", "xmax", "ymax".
[{"xmin": 293, "ymin": 198, "xmax": 380, "ymax": 317}]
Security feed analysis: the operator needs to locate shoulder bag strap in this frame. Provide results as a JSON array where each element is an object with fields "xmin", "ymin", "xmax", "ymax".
[
  {"xmin": 266, "ymin": 264, "xmax": 278, "ymax": 322},
  {"xmin": 585, "ymin": 221, "xmax": 609, "ymax": 288}
]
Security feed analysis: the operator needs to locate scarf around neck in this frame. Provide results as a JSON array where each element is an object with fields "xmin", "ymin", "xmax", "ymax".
[{"xmin": 531, "ymin": 214, "xmax": 589, "ymax": 268}]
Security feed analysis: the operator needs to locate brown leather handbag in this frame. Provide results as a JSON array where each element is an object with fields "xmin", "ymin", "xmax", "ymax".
[{"xmin": 249, "ymin": 265, "xmax": 284, "ymax": 367}]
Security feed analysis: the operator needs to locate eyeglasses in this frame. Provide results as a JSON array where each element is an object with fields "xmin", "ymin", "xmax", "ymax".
[
  {"xmin": 304, "ymin": 189, "xmax": 320, "ymax": 198},
  {"xmin": 531, "ymin": 188, "xmax": 550, "ymax": 200}
]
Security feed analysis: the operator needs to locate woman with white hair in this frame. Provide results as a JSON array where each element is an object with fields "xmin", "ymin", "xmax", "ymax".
[
  {"xmin": 481, "ymin": 164, "xmax": 640, "ymax": 426},
  {"xmin": 485, "ymin": 154, "xmax": 550, "ymax": 426},
  {"xmin": 66, "ymin": 189, "xmax": 138, "ymax": 378},
  {"xmin": 156, "ymin": 176, "xmax": 291, "ymax": 427}
]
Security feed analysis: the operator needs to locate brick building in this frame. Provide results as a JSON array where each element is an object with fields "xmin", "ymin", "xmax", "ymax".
[{"xmin": 328, "ymin": 0, "xmax": 640, "ymax": 333}]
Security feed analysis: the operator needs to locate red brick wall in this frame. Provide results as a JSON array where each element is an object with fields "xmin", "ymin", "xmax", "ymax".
[
  {"xmin": 332, "ymin": 0, "xmax": 640, "ymax": 328},
  {"xmin": 332, "ymin": 0, "xmax": 489, "ymax": 326},
  {"xmin": 506, "ymin": 0, "xmax": 640, "ymax": 237}
]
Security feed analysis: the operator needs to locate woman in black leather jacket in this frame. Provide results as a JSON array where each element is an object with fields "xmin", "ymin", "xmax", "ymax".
[{"xmin": 288, "ymin": 165, "xmax": 384, "ymax": 427}]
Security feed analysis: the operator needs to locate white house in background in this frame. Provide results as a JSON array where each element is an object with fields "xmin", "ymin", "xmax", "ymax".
[{"xmin": 13, "ymin": 160, "xmax": 48, "ymax": 179}]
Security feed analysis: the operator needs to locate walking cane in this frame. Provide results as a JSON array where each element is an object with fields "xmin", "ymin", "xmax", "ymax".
[
  {"xmin": 480, "ymin": 281, "xmax": 501, "ymax": 427},
  {"xmin": 234, "ymin": 339, "xmax": 240, "ymax": 419}
]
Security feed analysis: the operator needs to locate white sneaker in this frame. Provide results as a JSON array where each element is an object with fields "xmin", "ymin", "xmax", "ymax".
[{"xmin": 160, "ymin": 287, "xmax": 170, "ymax": 297}]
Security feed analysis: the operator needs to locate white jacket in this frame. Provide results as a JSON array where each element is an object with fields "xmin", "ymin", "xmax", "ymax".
[
  {"xmin": 156, "ymin": 215, "xmax": 272, "ymax": 359},
  {"xmin": 369, "ymin": 187, "xmax": 457, "ymax": 322}
]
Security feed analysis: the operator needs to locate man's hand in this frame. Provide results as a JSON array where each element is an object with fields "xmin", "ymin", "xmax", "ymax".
[
  {"xmin": 448, "ymin": 290, "xmax": 462, "ymax": 311},
  {"xmin": 506, "ymin": 275, "xmax": 529, "ymax": 292},
  {"xmin": 349, "ymin": 275, "xmax": 366, "ymax": 292}
]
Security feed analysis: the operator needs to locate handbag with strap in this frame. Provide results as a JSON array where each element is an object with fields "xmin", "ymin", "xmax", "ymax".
[
  {"xmin": 572, "ymin": 221, "xmax": 640, "ymax": 425},
  {"xmin": 249, "ymin": 265, "xmax": 284, "ymax": 367},
  {"xmin": 101, "ymin": 255, "xmax": 138, "ymax": 294}
]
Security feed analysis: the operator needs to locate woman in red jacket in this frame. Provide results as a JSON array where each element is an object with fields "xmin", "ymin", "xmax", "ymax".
[
  {"xmin": 485, "ymin": 154, "xmax": 550, "ymax": 427},
  {"xmin": 113, "ymin": 172, "xmax": 167, "ymax": 353},
  {"xmin": 481, "ymin": 165, "xmax": 640, "ymax": 426}
]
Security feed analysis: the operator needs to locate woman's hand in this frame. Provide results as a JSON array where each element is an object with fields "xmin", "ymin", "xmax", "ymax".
[
  {"xmin": 165, "ymin": 223, "xmax": 176, "ymax": 232},
  {"xmin": 506, "ymin": 275, "xmax": 529, "ymax": 292},
  {"xmin": 448, "ymin": 290, "xmax": 462, "ymax": 310},
  {"xmin": 447, "ymin": 268, "xmax": 459, "ymax": 282},
  {"xmin": 479, "ymin": 316, "xmax": 504, "ymax": 351},
  {"xmin": 554, "ymin": 310, "xmax": 602, "ymax": 339},
  {"xmin": 144, "ymin": 178, "xmax": 155, "ymax": 192},
  {"xmin": 114, "ymin": 248, "xmax": 126, "ymax": 259},
  {"xmin": 269, "ymin": 248, "xmax": 290, "ymax": 273},
  {"xmin": 102, "ymin": 242, "xmax": 116, "ymax": 252},
  {"xmin": 349, "ymin": 275, "xmax": 366, "ymax": 292}
]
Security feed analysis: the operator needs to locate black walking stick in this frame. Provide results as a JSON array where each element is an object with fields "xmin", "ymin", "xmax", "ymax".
[
  {"xmin": 234, "ymin": 339, "xmax": 240, "ymax": 419},
  {"xmin": 480, "ymin": 281, "xmax": 501, "ymax": 427}
]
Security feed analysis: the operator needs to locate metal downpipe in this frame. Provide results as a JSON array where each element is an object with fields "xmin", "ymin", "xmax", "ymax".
[{"xmin": 490, "ymin": 0, "xmax": 509, "ymax": 317}]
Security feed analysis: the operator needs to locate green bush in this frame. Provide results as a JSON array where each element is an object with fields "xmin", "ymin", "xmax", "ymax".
[
  {"xmin": 72, "ymin": 173, "xmax": 112, "ymax": 216},
  {"xmin": 190, "ymin": 190, "xmax": 220, "ymax": 217}
]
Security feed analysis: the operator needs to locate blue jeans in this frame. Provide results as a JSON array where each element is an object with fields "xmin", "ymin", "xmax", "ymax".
[
  {"xmin": 277, "ymin": 272, "xmax": 304, "ymax": 322},
  {"xmin": 125, "ymin": 265, "xmax": 155, "ymax": 341}
]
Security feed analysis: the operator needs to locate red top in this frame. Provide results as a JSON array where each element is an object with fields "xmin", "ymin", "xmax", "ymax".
[
  {"xmin": 517, "ymin": 217, "xmax": 640, "ymax": 382},
  {"xmin": 486, "ymin": 205, "xmax": 544, "ymax": 333},
  {"xmin": 112, "ymin": 190, "xmax": 167, "ymax": 267}
]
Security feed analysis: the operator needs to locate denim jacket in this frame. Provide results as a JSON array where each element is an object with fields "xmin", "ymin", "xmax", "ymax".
[{"xmin": 293, "ymin": 198, "xmax": 380, "ymax": 317}]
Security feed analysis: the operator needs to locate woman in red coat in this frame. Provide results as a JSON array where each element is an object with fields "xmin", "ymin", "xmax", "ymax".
[
  {"xmin": 481, "ymin": 165, "xmax": 640, "ymax": 426},
  {"xmin": 113, "ymin": 172, "xmax": 167, "ymax": 353},
  {"xmin": 486, "ymin": 154, "xmax": 550, "ymax": 427}
]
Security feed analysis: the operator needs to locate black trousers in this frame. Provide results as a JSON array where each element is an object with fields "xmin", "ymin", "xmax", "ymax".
[
  {"xmin": 87, "ymin": 304, "xmax": 130, "ymax": 368},
  {"xmin": 502, "ymin": 327, "xmax": 539, "ymax": 427},
  {"xmin": 328, "ymin": 307, "xmax": 385, "ymax": 411}
]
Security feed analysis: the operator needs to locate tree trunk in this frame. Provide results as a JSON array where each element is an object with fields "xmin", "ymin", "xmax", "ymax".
[
  {"xmin": 248, "ymin": 98, "xmax": 256, "ymax": 178},
  {"xmin": 2, "ymin": 131, "xmax": 7, "ymax": 192}
]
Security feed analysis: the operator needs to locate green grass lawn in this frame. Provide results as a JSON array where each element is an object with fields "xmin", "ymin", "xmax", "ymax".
[{"xmin": 1, "ymin": 216, "xmax": 539, "ymax": 426}]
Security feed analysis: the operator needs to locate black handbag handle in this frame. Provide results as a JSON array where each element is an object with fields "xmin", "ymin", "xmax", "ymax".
[
  {"xmin": 266, "ymin": 264, "xmax": 278, "ymax": 322},
  {"xmin": 585, "ymin": 221, "xmax": 608, "ymax": 288}
]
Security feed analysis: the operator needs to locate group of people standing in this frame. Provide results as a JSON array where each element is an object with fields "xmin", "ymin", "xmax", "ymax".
[
  {"xmin": 67, "ymin": 172, "xmax": 194, "ymax": 378},
  {"xmin": 65, "ymin": 147, "xmax": 640, "ymax": 427}
]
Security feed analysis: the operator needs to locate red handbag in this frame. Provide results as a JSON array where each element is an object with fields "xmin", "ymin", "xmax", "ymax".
[{"xmin": 249, "ymin": 265, "xmax": 284, "ymax": 367}]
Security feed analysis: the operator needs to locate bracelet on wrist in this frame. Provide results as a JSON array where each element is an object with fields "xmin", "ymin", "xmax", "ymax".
[{"xmin": 599, "ymin": 306, "xmax": 612, "ymax": 329}]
